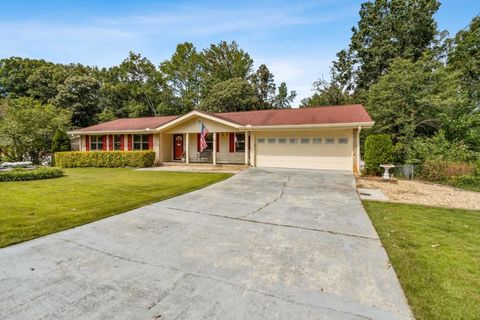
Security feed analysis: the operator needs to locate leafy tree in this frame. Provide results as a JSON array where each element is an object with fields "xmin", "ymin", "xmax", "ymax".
[
  {"xmin": 273, "ymin": 82, "xmax": 296, "ymax": 109},
  {"xmin": 334, "ymin": 0, "xmax": 442, "ymax": 92},
  {"xmin": 160, "ymin": 42, "xmax": 202, "ymax": 114},
  {"xmin": 51, "ymin": 128, "xmax": 71, "ymax": 165},
  {"xmin": 447, "ymin": 16, "xmax": 480, "ymax": 105},
  {"xmin": 251, "ymin": 64, "xmax": 276, "ymax": 108},
  {"xmin": 0, "ymin": 98, "xmax": 70, "ymax": 164},
  {"xmin": 0, "ymin": 57, "xmax": 48, "ymax": 97},
  {"xmin": 54, "ymin": 75, "xmax": 101, "ymax": 127},
  {"xmin": 201, "ymin": 41, "xmax": 253, "ymax": 91},
  {"xmin": 26, "ymin": 64, "xmax": 69, "ymax": 103},
  {"xmin": 300, "ymin": 77, "xmax": 351, "ymax": 107},
  {"xmin": 199, "ymin": 78, "xmax": 258, "ymax": 113},
  {"xmin": 365, "ymin": 57, "xmax": 471, "ymax": 161}
]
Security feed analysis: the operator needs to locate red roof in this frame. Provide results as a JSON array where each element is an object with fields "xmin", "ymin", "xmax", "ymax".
[
  {"xmin": 74, "ymin": 105, "xmax": 372, "ymax": 132},
  {"xmin": 217, "ymin": 104, "xmax": 372, "ymax": 126},
  {"xmin": 76, "ymin": 116, "xmax": 177, "ymax": 132}
]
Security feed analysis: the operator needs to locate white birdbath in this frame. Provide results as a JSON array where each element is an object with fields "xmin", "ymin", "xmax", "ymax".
[{"xmin": 380, "ymin": 164, "xmax": 395, "ymax": 180}]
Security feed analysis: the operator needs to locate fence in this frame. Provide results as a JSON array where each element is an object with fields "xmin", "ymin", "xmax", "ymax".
[{"xmin": 392, "ymin": 164, "xmax": 423, "ymax": 180}]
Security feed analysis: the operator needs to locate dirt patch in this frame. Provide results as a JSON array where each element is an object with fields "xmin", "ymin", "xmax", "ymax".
[{"xmin": 357, "ymin": 177, "xmax": 480, "ymax": 210}]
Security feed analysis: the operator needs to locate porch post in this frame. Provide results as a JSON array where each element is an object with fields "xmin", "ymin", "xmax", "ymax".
[
  {"xmin": 212, "ymin": 132, "xmax": 217, "ymax": 165},
  {"xmin": 244, "ymin": 131, "xmax": 249, "ymax": 165},
  {"xmin": 185, "ymin": 133, "xmax": 190, "ymax": 164}
]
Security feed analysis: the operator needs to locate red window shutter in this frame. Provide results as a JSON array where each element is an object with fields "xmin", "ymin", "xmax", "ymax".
[
  {"xmin": 229, "ymin": 133, "xmax": 235, "ymax": 153},
  {"xmin": 119, "ymin": 134, "xmax": 124, "ymax": 150},
  {"xmin": 216, "ymin": 133, "xmax": 220, "ymax": 152},
  {"xmin": 109, "ymin": 135, "xmax": 113, "ymax": 151},
  {"xmin": 248, "ymin": 135, "xmax": 251, "ymax": 150},
  {"xmin": 148, "ymin": 134, "xmax": 153, "ymax": 150},
  {"xmin": 128, "ymin": 135, "xmax": 133, "ymax": 151},
  {"xmin": 85, "ymin": 135, "xmax": 90, "ymax": 151},
  {"xmin": 101, "ymin": 135, "xmax": 107, "ymax": 150},
  {"xmin": 197, "ymin": 133, "xmax": 200, "ymax": 152}
]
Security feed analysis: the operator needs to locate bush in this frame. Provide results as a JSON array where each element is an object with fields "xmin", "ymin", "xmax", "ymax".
[
  {"xmin": 420, "ymin": 159, "xmax": 475, "ymax": 182},
  {"xmin": 409, "ymin": 130, "xmax": 479, "ymax": 163},
  {"xmin": 364, "ymin": 134, "xmax": 394, "ymax": 175},
  {"xmin": 0, "ymin": 167, "xmax": 63, "ymax": 182},
  {"xmin": 451, "ymin": 175, "xmax": 480, "ymax": 192},
  {"xmin": 54, "ymin": 151, "xmax": 156, "ymax": 168}
]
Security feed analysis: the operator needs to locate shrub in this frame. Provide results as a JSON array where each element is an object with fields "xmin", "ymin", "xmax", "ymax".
[
  {"xmin": 54, "ymin": 151, "xmax": 156, "ymax": 168},
  {"xmin": 420, "ymin": 159, "xmax": 475, "ymax": 182},
  {"xmin": 0, "ymin": 167, "xmax": 63, "ymax": 182},
  {"xmin": 364, "ymin": 134, "xmax": 394, "ymax": 175}
]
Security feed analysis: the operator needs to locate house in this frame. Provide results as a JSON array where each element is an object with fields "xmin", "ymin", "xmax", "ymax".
[{"xmin": 68, "ymin": 104, "xmax": 374, "ymax": 172}]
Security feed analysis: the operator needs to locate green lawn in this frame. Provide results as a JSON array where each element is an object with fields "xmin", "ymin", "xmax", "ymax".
[
  {"xmin": 364, "ymin": 201, "xmax": 480, "ymax": 320},
  {"xmin": 0, "ymin": 168, "xmax": 232, "ymax": 248}
]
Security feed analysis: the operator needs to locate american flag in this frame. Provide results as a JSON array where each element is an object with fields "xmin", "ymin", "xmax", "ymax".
[{"xmin": 200, "ymin": 122, "xmax": 208, "ymax": 152}]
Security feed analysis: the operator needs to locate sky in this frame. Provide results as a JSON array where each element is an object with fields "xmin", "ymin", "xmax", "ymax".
[{"xmin": 1, "ymin": 0, "xmax": 479, "ymax": 105}]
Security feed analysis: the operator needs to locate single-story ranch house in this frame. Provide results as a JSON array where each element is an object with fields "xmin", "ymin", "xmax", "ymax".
[{"xmin": 69, "ymin": 104, "xmax": 373, "ymax": 172}]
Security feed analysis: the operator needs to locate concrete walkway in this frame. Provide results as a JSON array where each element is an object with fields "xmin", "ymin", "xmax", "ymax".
[{"xmin": 0, "ymin": 168, "xmax": 413, "ymax": 319}]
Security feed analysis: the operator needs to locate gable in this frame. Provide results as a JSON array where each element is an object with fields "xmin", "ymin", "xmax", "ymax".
[{"xmin": 163, "ymin": 116, "xmax": 240, "ymax": 134}]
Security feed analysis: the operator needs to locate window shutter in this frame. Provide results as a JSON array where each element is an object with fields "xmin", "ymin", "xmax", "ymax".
[
  {"xmin": 229, "ymin": 133, "xmax": 235, "ymax": 153},
  {"xmin": 128, "ymin": 135, "xmax": 133, "ymax": 151},
  {"xmin": 85, "ymin": 135, "xmax": 90, "ymax": 151},
  {"xmin": 109, "ymin": 135, "xmax": 113, "ymax": 151},
  {"xmin": 102, "ymin": 135, "xmax": 107, "ymax": 150},
  {"xmin": 148, "ymin": 134, "xmax": 153, "ymax": 150},
  {"xmin": 119, "ymin": 135, "xmax": 124, "ymax": 150},
  {"xmin": 197, "ymin": 133, "xmax": 200, "ymax": 152},
  {"xmin": 216, "ymin": 133, "xmax": 220, "ymax": 152}
]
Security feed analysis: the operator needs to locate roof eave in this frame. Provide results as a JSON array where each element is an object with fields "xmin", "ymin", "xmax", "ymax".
[{"xmin": 247, "ymin": 122, "xmax": 375, "ymax": 131}]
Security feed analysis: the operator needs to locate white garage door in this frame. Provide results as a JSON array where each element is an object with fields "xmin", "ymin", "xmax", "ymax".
[{"xmin": 255, "ymin": 134, "xmax": 353, "ymax": 171}]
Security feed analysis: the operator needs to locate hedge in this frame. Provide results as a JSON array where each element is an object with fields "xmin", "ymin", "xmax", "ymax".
[
  {"xmin": 364, "ymin": 134, "xmax": 394, "ymax": 175},
  {"xmin": 54, "ymin": 151, "xmax": 156, "ymax": 168},
  {"xmin": 0, "ymin": 167, "xmax": 64, "ymax": 182}
]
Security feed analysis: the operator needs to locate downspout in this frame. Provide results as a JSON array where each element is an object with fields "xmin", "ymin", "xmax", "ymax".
[{"xmin": 357, "ymin": 126, "xmax": 362, "ymax": 175}]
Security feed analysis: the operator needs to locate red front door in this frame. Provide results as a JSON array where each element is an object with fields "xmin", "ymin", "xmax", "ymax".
[{"xmin": 173, "ymin": 134, "xmax": 184, "ymax": 160}]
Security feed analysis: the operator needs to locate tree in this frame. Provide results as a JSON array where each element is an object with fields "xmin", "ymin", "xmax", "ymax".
[
  {"xmin": 160, "ymin": 42, "xmax": 202, "ymax": 114},
  {"xmin": 54, "ymin": 75, "xmax": 101, "ymax": 127},
  {"xmin": 335, "ymin": 0, "xmax": 442, "ymax": 92},
  {"xmin": 26, "ymin": 64, "xmax": 69, "ymax": 103},
  {"xmin": 0, "ymin": 57, "xmax": 48, "ymax": 98},
  {"xmin": 51, "ymin": 128, "xmax": 71, "ymax": 164},
  {"xmin": 447, "ymin": 16, "xmax": 480, "ymax": 105},
  {"xmin": 251, "ymin": 64, "xmax": 276, "ymax": 108},
  {"xmin": 0, "ymin": 98, "xmax": 70, "ymax": 164},
  {"xmin": 273, "ymin": 82, "xmax": 296, "ymax": 109},
  {"xmin": 365, "ymin": 57, "xmax": 470, "ymax": 161},
  {"xmin": 199, "ymin": 78, "xmax": 258, "ymax": 113},
  {"xmin": 200, "ymin": 41, "xmax": 253, "ymax": 92},
  {"xmin": 300, "ymin": 77, "xmax": 351, "ymax": 107}
]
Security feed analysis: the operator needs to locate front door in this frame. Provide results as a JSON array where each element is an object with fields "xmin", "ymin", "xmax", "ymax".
[{"xmin": 173, "ymin": 134, "xmax": 184, "ymax": 160}]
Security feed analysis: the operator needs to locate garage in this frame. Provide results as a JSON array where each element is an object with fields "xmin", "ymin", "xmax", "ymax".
[{"xmin": 254, "ymin": 129, "xmax": 355, "ymax": 171}]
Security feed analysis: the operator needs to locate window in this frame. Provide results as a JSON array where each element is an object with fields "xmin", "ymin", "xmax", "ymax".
[
  {"xmin": 313, "ymin": 138, "xmax": 322, "ymax": 144},
  {"xmin": 114, "ymin": 135, "xmax": 122, "ymax": 150},
  {"xmin": 289, "ymin": 138, "xmax": 297, "ymax": 144},
  {"xmin": 90, "ymin": 135, "xmax": 104, "ymax": 151},
  {"xmin": 134, "ymin": 134, "xmax": 149, "ymax": 150},
  {"xmin": 325, "ymin": 138, "xmax": 335, "ymax": 144},
  {"xmin": 235, "ymin": 133, "xmax": 245, "ymax": 152},
  {"xmin": 300, "ymin": 138, "xmax": 310, "ymax": 144},
  {"xmin": 257, "ymin": 138, "xmax": 265, "ymax": 144},
  {"xmin": 278, "ymin": 138, "xmax": 287, "ymax": 144},
  {"xmin": 338, "ymin": 138, "xmax": 348, "ymax": 144},
  {"xmin": 267, "ymin": 138, "xmax": 276, "ymax": 144},
  {"xmin": 205, "ymin": 133, "xmax": 213, "ymax": 151}
]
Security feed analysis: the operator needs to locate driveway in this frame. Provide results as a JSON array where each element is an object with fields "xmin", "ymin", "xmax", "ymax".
[{"xmin": 0, "ymin": 168, "xmax": 412, "ymax": 320}]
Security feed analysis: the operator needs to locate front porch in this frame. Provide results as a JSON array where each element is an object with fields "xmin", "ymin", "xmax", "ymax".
[{"xmin": 160, "ymin": 131, "xmax": 252, "ymax": 166}]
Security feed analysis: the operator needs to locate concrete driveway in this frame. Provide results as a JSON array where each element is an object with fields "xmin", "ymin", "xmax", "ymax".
[{"xmin": 0, "ymin": 168, "xmax": 412, "ymax": 320}]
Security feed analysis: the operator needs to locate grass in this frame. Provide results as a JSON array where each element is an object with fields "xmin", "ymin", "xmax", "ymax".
[
  {"xmin": 0, "ymin": 168, "xmax": 232, "ymax": 248},
  {"xmin": 363, "ymin": 201, "xmax": 480, "ymax": 320}
]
